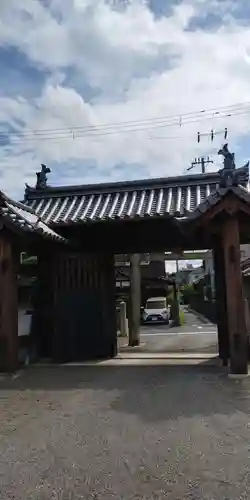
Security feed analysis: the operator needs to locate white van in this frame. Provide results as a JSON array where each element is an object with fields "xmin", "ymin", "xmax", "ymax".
[{"xmin": 142, "ymin": 296, "xmax": 170, "ymax": 324}]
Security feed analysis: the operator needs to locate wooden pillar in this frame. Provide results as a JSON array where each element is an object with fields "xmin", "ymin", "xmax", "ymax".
[
  {"xmin": 0, "ymin": 235, "xmax": 18, "ymax": 372},
  {"xmin": 213, "ymin": 241, "xmax": 229, "ymax": 365},
  {"xmin": 128, "ymin": 254, "xmax": 141, "ymax": 347},
  {"xmin": 222, "ymin": 216, "xmax": 248, "ymax": 374}
]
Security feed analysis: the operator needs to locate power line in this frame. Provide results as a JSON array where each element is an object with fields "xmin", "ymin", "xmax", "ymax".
[
  {"xmin": 4, "ymin": 105, "xmax": 249, "ymax": 140},
  {"xmin": 150, "ymin": 126, "xmax": 229, "ymax": 141},
  {"xmin": 0, "ymin": 101, "xmax": 250, "ymax": 142},
  {"xmin": 197, "ymin": 127, "xmax": 228, "ymax": 143},
  {"xmin": 4, "ymin": 106, "xmax": 250, "ymax": 147}
]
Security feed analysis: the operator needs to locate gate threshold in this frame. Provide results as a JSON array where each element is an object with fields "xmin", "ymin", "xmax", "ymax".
[
  {"xmin": 61, "ymin": 353, "xmax": 219, "ymax": 366},
  {"xmin": 116, "ymin": 352, "xmax": 217, "ymax": 359}
]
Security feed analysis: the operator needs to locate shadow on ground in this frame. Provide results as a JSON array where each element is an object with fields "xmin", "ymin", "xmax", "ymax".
[{"xmin": 1, "ymin": 363, "xmax": 250, "ymax": 423}]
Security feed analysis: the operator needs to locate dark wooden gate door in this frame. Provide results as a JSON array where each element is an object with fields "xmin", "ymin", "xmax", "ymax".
[
  {"xmin": 0, "ymin": 235, "xmax": 18, "ymax": 372},
  {"xmin": 52, "ymin": 253, "xmax": 117, "ymax": 363}
]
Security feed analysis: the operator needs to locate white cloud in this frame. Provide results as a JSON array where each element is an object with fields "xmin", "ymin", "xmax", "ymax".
[{"xmin": 0, "ymin": 0, "xmax": 250, "ymax": 197}]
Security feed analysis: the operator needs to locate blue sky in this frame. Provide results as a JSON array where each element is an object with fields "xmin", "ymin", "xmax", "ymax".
[{"xmin": 1, "ymin": 0, "xmax": 250, "ymax": 198}]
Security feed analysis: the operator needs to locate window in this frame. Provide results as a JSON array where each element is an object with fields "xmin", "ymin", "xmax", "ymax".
[{"xmin": 146, "ymin": 300, "xmax": 166, "ymax": 309}]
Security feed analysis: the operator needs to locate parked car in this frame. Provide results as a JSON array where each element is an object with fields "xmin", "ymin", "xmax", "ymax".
[{"xmin": 142, "ymin": 296, "xmax": 170, "ymax": 324}]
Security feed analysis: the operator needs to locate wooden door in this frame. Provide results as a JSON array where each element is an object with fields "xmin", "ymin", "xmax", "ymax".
[
  {"xmin": 52, "ymin": 253, "xmax": 117, "ymax": 362},
  {"xmin": 0, "ymin": 235, "xmax": 18, "ymax": 372}
]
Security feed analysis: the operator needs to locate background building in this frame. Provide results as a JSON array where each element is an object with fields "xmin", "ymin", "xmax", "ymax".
[{"xmin": 115, "ymin": 253, "xmax": 168, "ymax": 305}]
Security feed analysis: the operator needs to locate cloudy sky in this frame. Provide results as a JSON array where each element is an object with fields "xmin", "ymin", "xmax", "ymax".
[{"xmin": 1, "ymin": 0, "xmax": 250, "ymax": 199}]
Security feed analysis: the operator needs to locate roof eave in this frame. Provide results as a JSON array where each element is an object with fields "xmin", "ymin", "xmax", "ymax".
[
  {"xmin": 1, "ymin": 213, "xmax": 66, "ymax": 244},
  {"xmin": 47, "ymin": 211, "xmax": 183, "ymax": 229},
  {"xmin": 185, "ymin": 185, "xmax": 250, "ymax": 222},
  {"xmin": 24, "ymin": 171, "xmax": 227, "ymax": 200}
]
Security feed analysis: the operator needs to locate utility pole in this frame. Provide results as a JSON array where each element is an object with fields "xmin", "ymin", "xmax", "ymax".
[{"xmin": 187, "ymin": 156, "xmax": 213, "ymax": 174}]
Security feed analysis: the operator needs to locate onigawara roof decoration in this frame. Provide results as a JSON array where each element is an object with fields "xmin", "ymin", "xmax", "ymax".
[
  {"xmin": 35, "ymin": 164, "xmax": 51, "ymax": 189},
  {"xmin": 24, "ymin": 147, "xmax": 249, "ymax": 226},
  {"xmin": 218, "ymin": 143, "xmax": 249, "ymax": 188},
  {"xmin": 0, "ymin": 191, "xmax": 65, "ymax": 242}
]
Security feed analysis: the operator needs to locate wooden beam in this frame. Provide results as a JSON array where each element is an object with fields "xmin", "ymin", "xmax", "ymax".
[
  {"xmin": 192, "ymin": 194, "xmax": 250, "ymax": 230},
  {"xmin": 222, "ymin": 216, "xmax": 248, "ymax": 374}
]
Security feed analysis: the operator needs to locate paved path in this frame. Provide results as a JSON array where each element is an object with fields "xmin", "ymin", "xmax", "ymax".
[
  {"xmin": 138, "ymin": 330, "xmax": 218, "ymax": 353},
  {"xmin": 120, "ymin": 307, "xmax": 218, "ymax": 354},
  {"xmin": 1, "ymin": 365, "xmax": 250, "ymax": 499}
]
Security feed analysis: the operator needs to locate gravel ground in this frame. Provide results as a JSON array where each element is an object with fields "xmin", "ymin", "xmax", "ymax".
[{"xmin": 1, "ymin": 364, "xmax": 250, "ymax": 499}]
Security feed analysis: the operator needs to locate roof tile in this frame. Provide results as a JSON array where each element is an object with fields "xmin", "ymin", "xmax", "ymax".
[
  {"xmin": 24, "ymin": 169, "xmax": 249, "ymax": 226},
  {"xmin": 0, "ymin": 192, "xmax": 65, "ymax": 242}
]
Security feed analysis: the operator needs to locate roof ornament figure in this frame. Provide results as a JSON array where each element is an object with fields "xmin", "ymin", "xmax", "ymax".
[
  {"xmin": 36, "ymin": 164, "xmax": 51, "ymax": 189},
  {"xmin": 218, "ymin": 143, "xmax": 235, "ymax": 170},
  {"xmin": 218, "ymin": 143, "xmax": 249, "ymax": 188}
]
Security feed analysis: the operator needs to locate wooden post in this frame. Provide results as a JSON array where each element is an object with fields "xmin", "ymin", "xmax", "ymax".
[
  {"xmin": 129, "ymin": 254, "xmax": 141, "ymax": 347},
  {"xmin": 213, "ymin": 241, "xmax": 229, "ymax": 365},
  {"xmin": 0, "ymin": 235, "xmax": 18, "ymax": 372},
  {"xmin": 222, "ymin": 216, "xmax": 248, "ymax": 374}
]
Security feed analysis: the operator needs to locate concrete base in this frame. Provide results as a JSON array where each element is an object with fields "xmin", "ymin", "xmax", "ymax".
[
  {"xmin": 61, "ymin": 358, "xmax": 219, "ymax": 366},
  {"xmin": 117, "ymin": 352, "xmax": 216, "ymax": 359},
  {"xmin": 33, "ymin": 353, "xmax": 218, "ymax": 367},
  {"xmin": 120, "ymin": 343, "xmax": 146, "ymax": 349}
]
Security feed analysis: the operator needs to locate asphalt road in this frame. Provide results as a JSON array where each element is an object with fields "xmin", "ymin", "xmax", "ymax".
[
  {"xmin": 138, "ymin": 329, "xmax": 218, "ymax": 354},
  {"xmin": 121, "ymin": 307, "xmax": 218, "ymax": 354}
]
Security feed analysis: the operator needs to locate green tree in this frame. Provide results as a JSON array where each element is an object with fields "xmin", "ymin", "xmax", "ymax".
[{"xmin": 181, "ymin": 284, "xmax": 196, "ymax": 304}]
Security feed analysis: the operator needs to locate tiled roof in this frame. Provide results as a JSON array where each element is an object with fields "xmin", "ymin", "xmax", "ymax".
[
  {"xmin": 0, "ymin": 192, "xmax": 65, "ymax": 242},
  {"xmin": 188, "ymin": 184, "xmax": 250, "ymax": 221},
  {"xmin": 24, "ymin": 169, "xmax": 249, "ymax": 226},
  {"xmin": 242, "ymin": 257, "xmax": 250, "ymax": 276}
]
